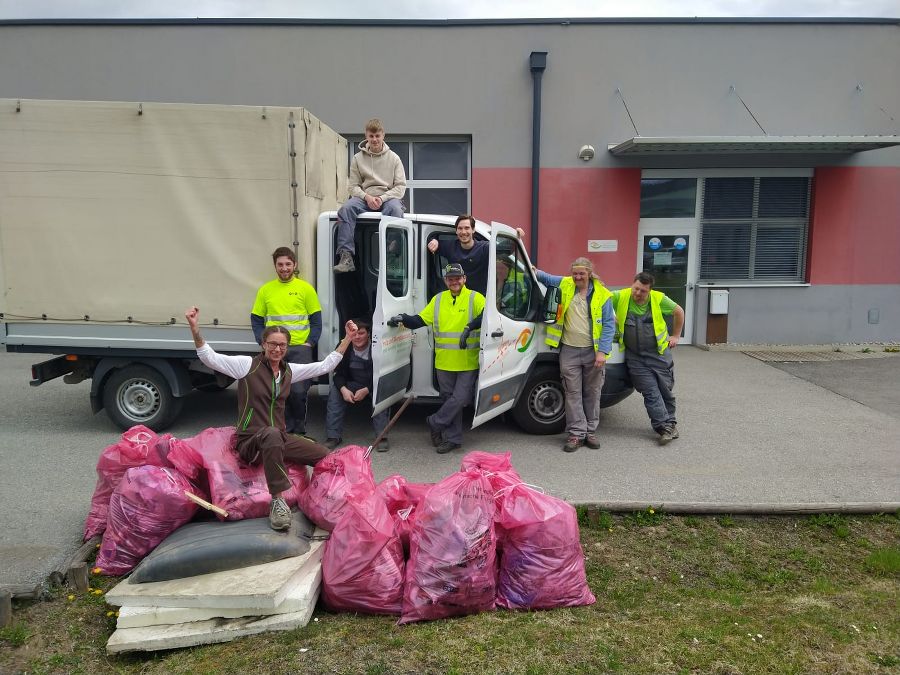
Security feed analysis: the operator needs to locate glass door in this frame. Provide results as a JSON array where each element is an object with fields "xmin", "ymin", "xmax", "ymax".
[{"xmin": 635, "ymin": 221, "xmax": 698, "ymax": 344}]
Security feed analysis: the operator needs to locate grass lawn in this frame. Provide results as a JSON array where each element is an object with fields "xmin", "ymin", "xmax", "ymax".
[{"xmin": 2, "ymin": 511, "xmax": 898, "ymax": 674}]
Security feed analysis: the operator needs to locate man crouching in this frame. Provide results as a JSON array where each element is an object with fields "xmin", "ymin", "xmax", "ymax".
[{"xmin": 185, "ymin": 306, "xmax": 357, "ymax": 530}]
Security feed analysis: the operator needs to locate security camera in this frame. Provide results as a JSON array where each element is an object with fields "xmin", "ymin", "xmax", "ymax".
[{"xmin": 578, "ymin": 144, "xmax": 595, "ymax": 161}]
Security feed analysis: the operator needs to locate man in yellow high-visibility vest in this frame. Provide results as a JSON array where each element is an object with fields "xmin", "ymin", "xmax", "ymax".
[
  {"xmin": 611, "ymin": 271, "xmax": 684, "ymax": 445},
  {"xmin": 250, "ymin": 247, "xmax": 322, "ymax": 437},
  {"xmin": 388, "ymin": 263, "xmax": 484, "ymax": 454},
  {"xmin": 535, "ymin": 257, "xmax": 616, "ymax": 453}
]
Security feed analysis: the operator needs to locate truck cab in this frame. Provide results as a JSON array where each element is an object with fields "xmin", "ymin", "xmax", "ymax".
[{"xmin": 315, "ymin": 212, "xmax": 632, "ymax": 435}]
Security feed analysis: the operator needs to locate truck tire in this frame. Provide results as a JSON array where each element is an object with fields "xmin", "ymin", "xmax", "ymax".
[
  {"xmin": 102, "ymin": 365, "xmax": 184, "ymax": 431},
  {"xmin": 510, "ymin": 365, "xmax": 566, "ymax": 435}
]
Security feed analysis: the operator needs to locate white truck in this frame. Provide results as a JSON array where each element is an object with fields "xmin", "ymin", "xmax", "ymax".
[{"xmin": 1, "ymin": 98, "xmax": 631, "ymax": 434}]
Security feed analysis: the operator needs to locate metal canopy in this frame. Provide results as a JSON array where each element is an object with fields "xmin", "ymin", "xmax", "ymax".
[{"xmin": 608, "ymin": 135, "xmax": 900, "ymax": 156}]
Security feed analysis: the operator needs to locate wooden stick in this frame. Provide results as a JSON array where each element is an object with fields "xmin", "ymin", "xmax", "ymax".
[
  {"xmin": 365, "ymin": 395, "xmax": 415, "ymax": 458},
  {"xmin": 0, "ymin": 593, "xmax": 11, "ymax": 628},
  {"xmin": 68, "ymin": 562, "xmax": 89, "ymax": 592},
  {"xmin": 184, "ymin": 491, "xmax": 228, "ymax": 518}
]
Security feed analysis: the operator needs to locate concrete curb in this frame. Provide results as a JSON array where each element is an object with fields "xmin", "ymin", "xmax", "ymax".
[{"xmin": 578, "ymin": 502, "xmax": 900, "ymax": 515}]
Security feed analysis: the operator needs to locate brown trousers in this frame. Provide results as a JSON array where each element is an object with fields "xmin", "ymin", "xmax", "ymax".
[{"xmin": 235, "ymin": 427, "xmax": 329, "ymax": 495}]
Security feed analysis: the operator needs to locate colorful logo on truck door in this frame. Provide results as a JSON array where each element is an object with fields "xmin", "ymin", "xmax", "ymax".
[{"xmin": 517, "ymin": 327, "xmax": 535, "ymax": 352}]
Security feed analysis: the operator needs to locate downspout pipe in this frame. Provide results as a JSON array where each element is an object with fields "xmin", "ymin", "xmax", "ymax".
[{"xmin": 529, "ymin": 51, "xmax": 547, "ymax": 265}]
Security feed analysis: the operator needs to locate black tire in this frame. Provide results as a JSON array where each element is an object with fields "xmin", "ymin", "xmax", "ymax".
[
  {"xmin": 510, "ymin": 365, "xmax": 566, "ymax": 435},
  {"xmin": 102, "ymin": 365, "xmax": 184, "ymax": 431}
]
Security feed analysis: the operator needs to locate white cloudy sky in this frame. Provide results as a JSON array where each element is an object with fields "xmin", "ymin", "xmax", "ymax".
[{"xmin": 0, "ymin": 0, "xmax": 898, "ymax": 19}]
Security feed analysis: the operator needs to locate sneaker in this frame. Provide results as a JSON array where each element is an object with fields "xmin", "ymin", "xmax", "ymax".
[
  {"xmin": 375, "ymin": 438, "xmax": 390, "ymax": 452},
  {"xmin": 436, "ymin": 441, "xmax": 461, "ymax": 454},
  {"xmin": 668, "ymin": 424, "xmax": 679, "ymax": 440},
  {"xmin": 426, "ymin": 416, "xmax": 442, "ymax": 447},
  {"xmin": 323, "ymin": 437, "xmax": 341, "ymax": 450},
  {"xmin": 563, "ymin": 436, "xmax": 583, "ymax": 453},
  {"xmin": 584, "ymin": 433, "xmax": 601, "ymax": 449},
  {"xmin": 658, "ymin": 427, "xmax": 674, "ymax": 446},
  {"xmin": 333, "ymin": 249, "xmax": 356, "ymax": 273},
  {"xmin": 268, "ymin": 497, "xmax": 292, "ymax": 531}
]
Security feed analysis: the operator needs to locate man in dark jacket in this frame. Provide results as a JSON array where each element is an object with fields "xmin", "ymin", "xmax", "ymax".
[{"xmin": 323, "ymin": 319, "xmax": 390, "ymax": 451}]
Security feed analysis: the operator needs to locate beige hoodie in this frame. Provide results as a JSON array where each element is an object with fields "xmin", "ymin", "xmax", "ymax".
[{"xmin": 349, "ymin": 140, "xmax": 407, "ymax": 202}]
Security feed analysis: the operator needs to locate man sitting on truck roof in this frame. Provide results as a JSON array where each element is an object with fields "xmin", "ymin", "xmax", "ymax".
[
  {"xmin": 388, "ymin": 263, "xmax": 484, "ymax": 454},
  {"xmin": 250, "ymin": 247, "xmax": 322, "ymax": 438},
  {"xmin": 186, "ymin": 306, "xmax": 358, "ymax": 531},
  {"xmin": 333, "ymin": 118, "xmax": 407, "ymax": 274}
]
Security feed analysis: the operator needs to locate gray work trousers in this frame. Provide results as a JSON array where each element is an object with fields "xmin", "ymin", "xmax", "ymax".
[
  {"xmin": 335, "ymin": 197, "xmax": 404, "ymax": 255},
  {"xmin": 625, "ymin": 351, "xmax": 676, "ymax": 432},
  {"xmin": 429, "ymin": 369, "xmax": 478, "ymax": 445},
  {"xmin": 559, "ymin": 344, "xmax": 606, "ymax": 439},
  {"xmin": 325, "ymin": 385, "xmax": 390, "ymax": 441},
  {"xmin": 285, "ymin": 344, "xmax": 313, "ymax": 434}
]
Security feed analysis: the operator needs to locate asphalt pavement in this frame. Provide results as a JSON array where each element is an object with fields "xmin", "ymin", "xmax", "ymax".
[{"xmin": 1, "ymin": 346, "xmax": 898, "ymax": 594}]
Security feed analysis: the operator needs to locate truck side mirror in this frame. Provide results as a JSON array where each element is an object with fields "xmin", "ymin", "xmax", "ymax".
[{"xmin": 541, "ymin": 286, "xmax": 561, "ymax": 324}]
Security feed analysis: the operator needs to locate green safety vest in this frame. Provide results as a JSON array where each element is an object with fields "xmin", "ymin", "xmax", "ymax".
[
  {"xmin": 499, "ymin": 268, "xmax": 528, "ymax": 311},
  {"xmin": 613, "ymin": 288, "xmax": 669, "ymax": 355},
  {"xmin": 545, "ymin": 277, "xmax": 612, "ymax": 354},
  {"xmin": 420, "ymin": 287, "xmax": 485, "ymax": 371},
  {"xmin": 251, "ymin": 277, "xmax": 320, "ymax": 346}
]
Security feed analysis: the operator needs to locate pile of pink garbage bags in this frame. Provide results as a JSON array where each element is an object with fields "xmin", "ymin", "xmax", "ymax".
[{"xmin": 85, "ymin": 425, "xmax": 595, "ymax": 624}]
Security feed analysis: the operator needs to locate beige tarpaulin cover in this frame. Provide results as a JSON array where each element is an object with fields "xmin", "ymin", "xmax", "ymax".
[{"xmin": 0, "ymin": 99, "xmax": 347, "ymax": 327}]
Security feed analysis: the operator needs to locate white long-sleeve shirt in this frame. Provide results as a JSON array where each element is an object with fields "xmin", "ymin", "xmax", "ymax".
[{"xmin": 196, "ymin": 343, "xmax": 343, "ymax": 382}]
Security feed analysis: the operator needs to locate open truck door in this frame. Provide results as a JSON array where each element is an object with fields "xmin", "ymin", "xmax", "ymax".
[
  {"xmin": 371, "ymin": 216, "xmax": 416, "ymax": 415},
  {"xmin": 471, "ymin": 222, "xmax": 541, "ymax": 428}
]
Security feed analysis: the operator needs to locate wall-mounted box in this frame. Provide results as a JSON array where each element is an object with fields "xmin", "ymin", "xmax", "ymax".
[{"xmin": 709, "ymin": 289, "xmax": 729, "ymax": 315}]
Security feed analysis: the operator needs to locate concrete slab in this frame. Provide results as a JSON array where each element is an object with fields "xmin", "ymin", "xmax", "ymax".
[
  {"xmin": 115, "ymin": 564, "xmax": 322, "ymax": 629},
  {"xmin": 106, "ymin": 586, "xmax": 320, "ymax": 653},
  {"xmin": 105, "ymin": 535, "xmax": 325, "ymax": 609}
]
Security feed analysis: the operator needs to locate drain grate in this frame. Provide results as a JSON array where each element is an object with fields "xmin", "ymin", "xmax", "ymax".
[{"xmin": 743, "ymin": 350, "xmax": 890, "ymax": 363}]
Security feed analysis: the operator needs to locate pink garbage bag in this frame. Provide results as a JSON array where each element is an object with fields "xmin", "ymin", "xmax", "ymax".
[
  {"xmin": 375, "ymin": 475, "xmax": 433, "ymax": 556},
  {"xmin": 167, "ymin": 426, "xmax": 309, "ymax": 521},
  {"xmin": 95, "ymin": 466, "xmax": 200, "ymax": 576},
  {"xmin": 83, "ymin": 425, "xmax": 172, "ymax": 540},
  {"xmin": 495, "ymin": 484, "xmax": 595, "ymax": 610},
  {"xmin": 322, "ymin": 494, "xmax": 405, "ymax": 615},
  {"xmin": 399, "ymin": 470, "xmax": 497, "ymax": 624},
  {"xmin": 298, "ymin": 445, "xmax": 375, "ymax": 531}
]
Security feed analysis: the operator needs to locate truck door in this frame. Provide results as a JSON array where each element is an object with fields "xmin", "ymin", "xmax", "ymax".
[
  {"xmin": 371, "ymin": 216, "xmax": 416, "ymax": 415},
  {"xmin": 471, "ymin": 222, "xmax": 540, "ymax": 428}
]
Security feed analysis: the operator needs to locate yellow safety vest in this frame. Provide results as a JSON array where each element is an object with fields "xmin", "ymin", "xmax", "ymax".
[
  {"xmin": 251, "ymin": 277, "xmax": 320, "ymax": 346},
  {"xmin": 613, "ymin": 288, "xmax": 669, "ymax": 355},
  {"xmin": 545, "ymin": 277, "xmax": 612, "ymax": 353},
  {"xmin": 419, "ymin": 287, "xmax": 485, "ymax": 371}
]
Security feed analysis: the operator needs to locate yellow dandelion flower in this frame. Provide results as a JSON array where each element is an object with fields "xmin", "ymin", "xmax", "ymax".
[
  {"xmin": 648, "ymin": 508, "xmax": 655, "ymax": 514},
  {"xmin": 106, "ymin": 611, "xmax": 114, "ymax": 617},
  {"xmin": 67, "ymin": 594, "xmax": 75, "ymax": 601},
  {"xmin": 92, "ymin": 567, "xmax": 102, "ymax": 575},
  {"xmin": 94, "ymin": 589, "xmax": 104, "ymax": 596}
]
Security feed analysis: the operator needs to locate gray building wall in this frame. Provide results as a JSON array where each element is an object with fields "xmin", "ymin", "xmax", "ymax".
[{"xmin": 0, "ymin": 20, "xmax": 897, "ymax": 169}]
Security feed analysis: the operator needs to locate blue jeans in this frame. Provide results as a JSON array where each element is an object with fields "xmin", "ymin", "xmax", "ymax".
[
  {"xmin": 335, "ymin": 197, "xmax": 404, "ymax": 255},
  {"xmin": 325, "ymin": 385, "xmax": 389, "ymax": 441}
]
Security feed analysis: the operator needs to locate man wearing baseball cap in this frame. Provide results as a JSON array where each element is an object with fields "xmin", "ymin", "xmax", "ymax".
[{"xmin": 388, "ymin": 263, "xmax": 484, "ymax": 453}]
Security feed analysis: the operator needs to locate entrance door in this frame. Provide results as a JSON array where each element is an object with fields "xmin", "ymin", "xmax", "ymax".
[
  {"xmin": 635, "ymin": 221, "xmax": 697, "ymax": 343},
  {"xmin": 371, "ymin": 216, "xmax": 416, "ymax": 415}
]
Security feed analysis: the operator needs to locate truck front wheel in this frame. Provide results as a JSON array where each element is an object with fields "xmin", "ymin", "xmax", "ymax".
[
  {"xmin": 510, "ymin": 366, "xmax": 566, "ymax": 435},
  {"xmin": 102, "ymin": 365, "xmax": 184, "ymax": 431}
]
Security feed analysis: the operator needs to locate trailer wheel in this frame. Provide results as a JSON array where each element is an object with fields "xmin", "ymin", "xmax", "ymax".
[
  {"xmin": 510, "ymin": 365, "xmax": 566, "ymax": 435},
  {"xmin": 102, "ymin": 365, "xmax": 184, "ymax": 431}
]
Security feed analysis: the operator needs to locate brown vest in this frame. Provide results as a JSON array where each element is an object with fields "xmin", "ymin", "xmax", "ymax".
[{"xmin": 236, "ymin": 354, "xmax": 293, "ymax": 436}]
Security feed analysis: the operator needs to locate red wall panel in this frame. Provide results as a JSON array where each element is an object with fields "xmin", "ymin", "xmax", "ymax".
[
  {"xmin": 473, "ymin": 167, "xmax": 641, "ymax": 286},
  {"xmin": 809, "ymin": 167, "xmax": 900, "ymax": 285}
]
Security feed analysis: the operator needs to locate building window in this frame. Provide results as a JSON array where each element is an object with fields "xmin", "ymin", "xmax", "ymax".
[
  {"xmin": 347, "ymin": 137, "xmax": 470, "ymax": 215},
  {"xmin": 699, "ymin": 176, "xmax": 810, "ymax": 282},
  {"xmin": 640, "ymin": 178, "xmax": 697, "ymax": 218}
]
